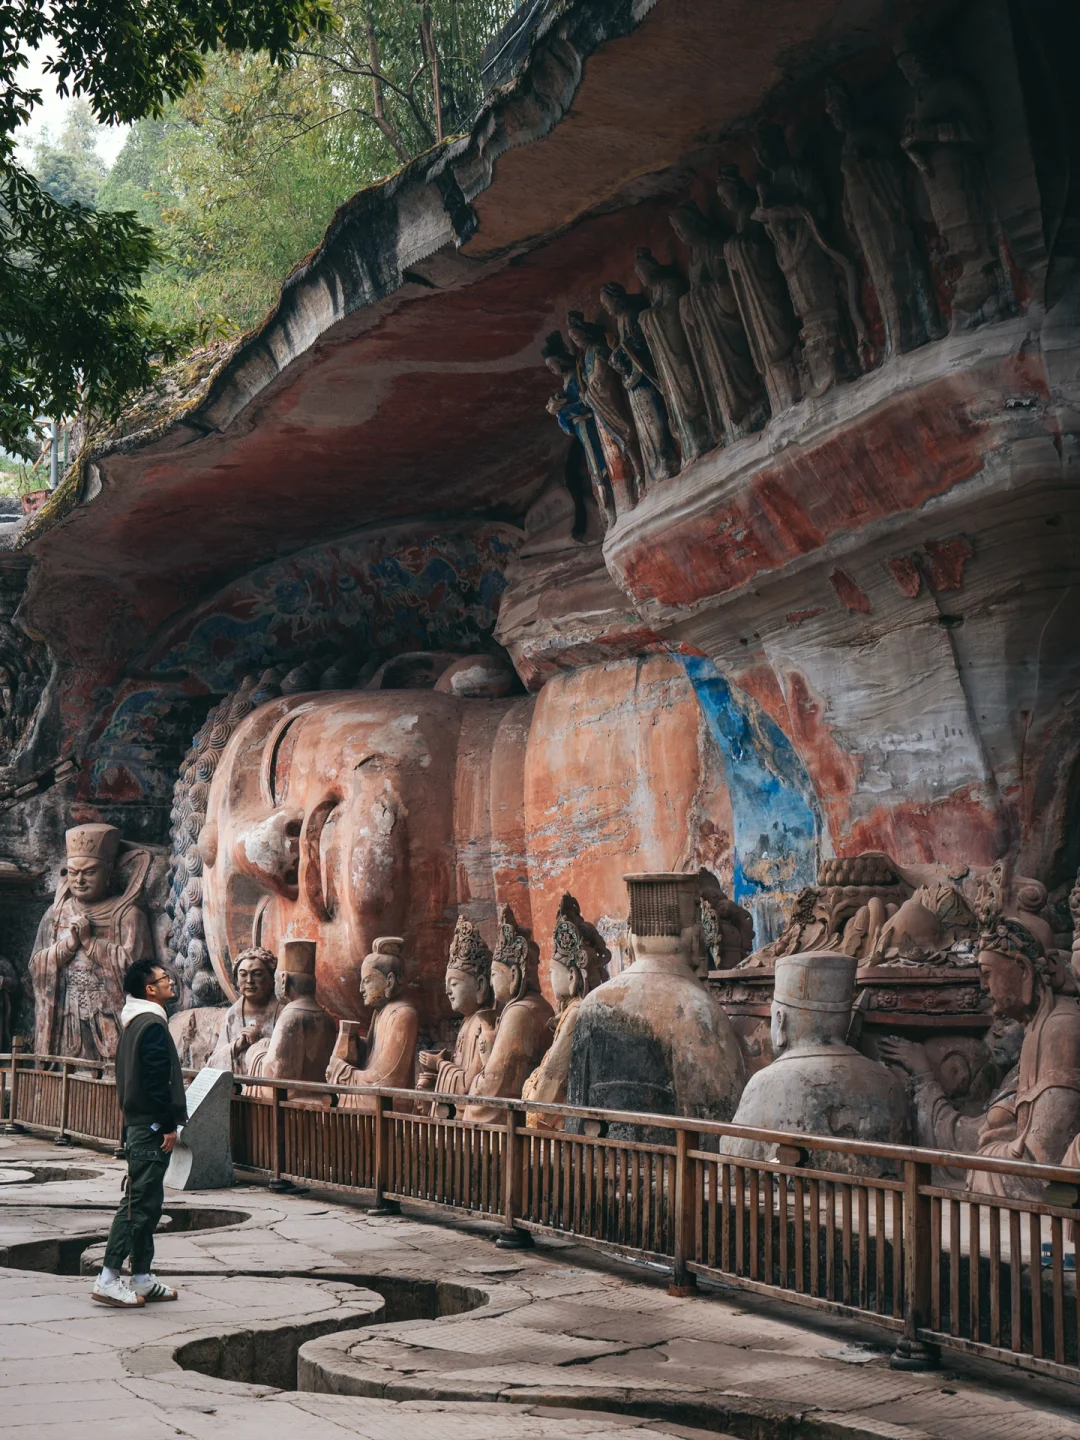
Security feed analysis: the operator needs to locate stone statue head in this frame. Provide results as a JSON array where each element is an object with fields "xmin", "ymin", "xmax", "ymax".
[
  {"xmin": 894, "ymin": 37, "xmax": 934, "ymax": 88},
  {"xmin": 715, "ymin": 165, "xmax": 755, "ymax": 225},
  {"xmin": 549, "ymin": 892, "xmax": 607, "ymax": 1008},
  {"xmin": 566, "ymin": 311, "xmax": 608, "ymax": 351},
  {"xmin": 624, "ymin": 871, "xmax": 713, "ymax": 977},
  {"xmin": 490, "ymin": 904, "xmax": 538, "ymax": 1008},
  {"xmin": 771, "ymin": 951, "xmax": 857, "ymax": 1054},
  {"xmin": 633, "ymin": 247, "xmax": 663, "ymax": 291},
  {"xmin": 752, "ymin": 122, "xmax": 790, "ymax": 174},
  {"xmin": 360, "ymin": 936, "xmax": 404, "ymax": 1010},
  {"xmin": 276, "ymin": 938, "xmax": 317, "ymax": 1001},
  {"xmin": 541, "ymin": 331, "xmax": 575, "ymax": 381},
  {"xmin": 823, "ymin": 77, "xmax": 854, "ymax": 133},
  {"xmin": 976, "ymin": 918, "xmax": 1045, "ymax": 1022},
  {"xmin": 669, "ymin": 201, "xmax": 709, "ymax": 248},
  {"xmin": 65, "ymin": 823, "xmax": 121, "ymax": 905},
  {"xmin": 444, "ymin": 917, "xmax": 493, "ymax": 1016},
  {"xmin": 232, "ymin": 945, "xmax": 277, "ymax": 1006},
  {"xmin": 599, "ymin": 282, "xmax": 634, "ymax": 319}
]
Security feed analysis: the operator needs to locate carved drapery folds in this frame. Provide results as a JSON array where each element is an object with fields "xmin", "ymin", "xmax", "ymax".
[{"xmin": 541, "ymin": 26, "xmax": 1016, "ymax": 526}]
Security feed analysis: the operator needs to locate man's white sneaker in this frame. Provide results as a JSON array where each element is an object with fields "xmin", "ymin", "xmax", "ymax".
[
  {"xmin": 130, "ymin": 1275, "xmax": 178, "ymax": 1302},
  {"xmin": 91, "ymin": 1276, "xmax": 145, "ymax": 1308}
]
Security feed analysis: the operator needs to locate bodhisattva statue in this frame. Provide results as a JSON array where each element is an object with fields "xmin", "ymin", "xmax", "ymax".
[
  {"xmin": 599, "ymin": 282, "xmax": 680, "ymax": 489},
  {"xmin": 824, "ymin": 77, "xmax": 940, "ymax": 356},
  {"xmin": 415, "ymin": 917, "xmax": 496, "ymax": 1104},
  {"xmin": 667, "ymin": 204, "xmax": 767, "ymax": 442},
  {"xmin": 522, "ymin": 894, "xmax": 611, "ymax": 1131},
  {"xmin": 463, "ymin": 905, "xmax": 554, "ymax": 1124},
  {"xmin": 895, "ymin": 36, "xmax": 1004, "ymax": 330},
  {"xmin": 880, "ymin": 919, "xmax": 1080, "ymax": 1199},
  {"xmin": 250, "ymin": 939, "xmax": 336, "ymax": 1085},
  {"xmin": 566, "ymin": 311, "xmax": 644, "ymax": 512},
  {"xmin": 718, "ymin": 951, "xmax": 910, "ymax": 1177},
  {"xmin": 715, "ymin": 165, "xmax": 801, "ymax": 415},
  {"xmin": 208, "ymin": 946, "xmax": 283, "ymax": 1075},
  {"xmin": 30, "ymin": 824, "xmax": 154, "ymax": 1062},
  {"xmin": 751, "ymin": 123, "xmax": 867, "ymax": 397},
  {"xmin": 631, "ymin": 250, "xmax": 715, "ymax": 463},
  {"xmin": 542, "ymin": 331, "xmax": 616, "ymax": 526},
  {"xmin": 567, "ymin": 872, "xmax": 747, "ymax": 1142},
  {"xmin": 328, "ymin": 937, "xmax": 419, "ymax": 1111}
]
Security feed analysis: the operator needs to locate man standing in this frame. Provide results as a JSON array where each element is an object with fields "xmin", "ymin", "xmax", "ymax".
[{"xmin": 91, "ymin": 958, "xmax": 187, "ymax": 1308}]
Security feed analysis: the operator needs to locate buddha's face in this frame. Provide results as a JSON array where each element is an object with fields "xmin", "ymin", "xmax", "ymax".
[
  {"xmin": 200, "ymin": 693, "xmax": 463, "ymax": 1020},
  {"xmin": 67, "ymin": 855, "xmax": 111, "ymax": 904},
  {"xmin": 550, "ymin": 960, "xmax": 579, "ymax": 1006},
  {"xmin": 445, "ymin": 967, "xmax": 482, "ymax": 1017},
  {"xmin": 490, "ymin": 958, "xmax": 520, "ymax": 1008},
  {"xmin": 236, "ymin": 955, "xmax": 274, "ymax": 1005}
]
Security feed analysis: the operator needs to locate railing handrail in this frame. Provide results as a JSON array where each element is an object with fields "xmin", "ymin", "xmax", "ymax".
[{"xmin": 7, "ymin": 1049, "xmax": 1080, "ymax": 1187}]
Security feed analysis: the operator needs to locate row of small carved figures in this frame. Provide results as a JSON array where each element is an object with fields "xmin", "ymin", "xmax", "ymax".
[{"xmin": 543, "ymin": 44, "xmax": 1012, "ymax": 520}]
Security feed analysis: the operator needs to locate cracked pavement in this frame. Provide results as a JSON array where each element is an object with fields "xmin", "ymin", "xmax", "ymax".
[{"xmin": 2, "ymin": 1133, "xmax": 1079, "ymax": 1440}]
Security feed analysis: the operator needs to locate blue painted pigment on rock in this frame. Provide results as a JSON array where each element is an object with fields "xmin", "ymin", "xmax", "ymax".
[{"xmin": 678, "ymin": 654, "xmax": 820, "ymax": 946}]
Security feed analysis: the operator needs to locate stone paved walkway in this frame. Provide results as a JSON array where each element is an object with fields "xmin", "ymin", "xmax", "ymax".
[{"xmin": 2, "ymin": 1133, "xmax": 1079, "ymax": 1440}]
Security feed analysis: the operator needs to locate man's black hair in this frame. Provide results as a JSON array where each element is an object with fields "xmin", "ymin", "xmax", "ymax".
[{"xmin": 123, "ymin": 956, "xmax": 164, "ymax": 999}]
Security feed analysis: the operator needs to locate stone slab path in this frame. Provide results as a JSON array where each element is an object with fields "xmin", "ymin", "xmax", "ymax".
[{"xmin": 2, "ymin": 1133, "xmax": 1079, "ymax": 1440}]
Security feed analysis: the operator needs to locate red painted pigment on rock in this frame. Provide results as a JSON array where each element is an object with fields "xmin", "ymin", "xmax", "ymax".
[
  {"xmin": 921, "ymin": 536, "xmax": 974, "ymax": 592},
  {"xmin": 829, "ymin": 569, "xmax": 873, "ymax": 614},
  {"xmin": 887, "ymin": 555, "xmax": 923, "ymax": 598},
  {"xmin": 840, "ymin": 787, "xmax": 1006, "ymax": 869}
]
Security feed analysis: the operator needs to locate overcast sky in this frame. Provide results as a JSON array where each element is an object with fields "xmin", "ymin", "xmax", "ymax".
[{"xmin": 15, "ymin": 44, "xmax": 130, "ymax": 167}]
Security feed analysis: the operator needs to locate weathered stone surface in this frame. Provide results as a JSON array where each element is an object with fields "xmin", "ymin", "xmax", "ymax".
[{"xmin": 165, "ymin": 1067, "xmax": 234, "ymax": 1190}]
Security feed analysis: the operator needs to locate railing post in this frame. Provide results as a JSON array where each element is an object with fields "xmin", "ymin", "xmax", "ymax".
[
  {"xmin": 54, "ymin": 1058, "xmax": 72, "ymax": 1145},
  {"xmin": 891, "ymin": 1157, "xmax": 939, "ymax": 1370},
  {"xmin": 268, "ymin": 1082, "xmax": 294, "ymax": 1192},
  {"xmin": 496, "ymin": 1104, "xmax": 532, "ymax": 1249},
  {"xmin": 2, "ymin": 1037, "xmax": 23, "ymax": 1133},
  {"xmin": 369, "ymin": 1092, "xmax": 401, "ymax": 1216},
  {"xmin": 669, "ymin": 1125, "xmax": 698, "ymax": 1296}
]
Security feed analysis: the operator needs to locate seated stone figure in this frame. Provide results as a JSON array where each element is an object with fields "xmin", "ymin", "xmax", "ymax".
[
  {"xmin": 209, "ymin": 946, "xmax": 283, "ymax": 1074},
  {"xmin": 463, "ymin": 906, "xmax": 554, "ymax": 1124},
  {"xmin": 416, "ymin": 917, "xmax": 496, "ymax": 1105},
  {"xmin": 567, "ymin": 872, "xmax": 747, "ymax": 1142},
  {"xmin": 718, "ymin": 951, "xmax": 910, "ymax": 1176},
  {"xmin": 881, "ymin": 918, "xmax": 1080, "ymax": 1199},
  {"xmin": 250, "ymin": 940, "xmax": 337, "ymax": 1086},
  {"xmin": 522, "ymin": 893, "xmax": 610, "ymax": 1131},
  {"xmin": 328, "ymin": 937, "xmax": 419, "ymax": 1112}
]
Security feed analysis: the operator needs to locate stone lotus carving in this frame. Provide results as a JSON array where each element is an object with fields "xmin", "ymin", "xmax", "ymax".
[
  {"xmin": 896, "ymin": 33, "xmax": 1006, "ymax": 330},
  {"xmin": 824, "ymin": 77, "xmax": 940, "ymax": 357},
  {"xmin": 567, "ymin": 872, "xmax": 746, "ymax": 1142},
  {"xmin": 880, "ymin": 918, "xmax": 1080, "ymax": 1199},
  {"xmin": 715, "ymin": 164, "xmax": 801, "ymax": 416},
  {"xmin": 463, "ymin": 905, "xmax": 553, "ymax": 1124},
  {"xmin": 718, "ymin": 951, "xmax": 910, "ymax": 1177},
  {"xmin": 416, "ymin": 916, "xmax": 496, "ymax": 1105},
  {"xmin": 751, "ymin": 123, "xmax": 867, "ymax": 397},
  {"xmin": 522, "ymin": 893, "xmax": 610, "ymax": 1131},
  {"xmin": 329, "ymin": 936, "xmax": 419, "ymax": 1112},
  {"xmin": 30, "ymin": 823, "xmax": 155, "ymax": 1063},
  {"xmin": 599, "ymin": 282, "xmax": 680, "ymax": 490}
]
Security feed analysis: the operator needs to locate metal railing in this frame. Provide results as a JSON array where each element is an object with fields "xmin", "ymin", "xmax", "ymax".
[{"xmin": 3, "ymin": 1043, "xmax": 1078, "ymax": 1381}]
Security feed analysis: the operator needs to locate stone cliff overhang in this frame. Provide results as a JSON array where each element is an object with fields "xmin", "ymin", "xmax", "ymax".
[{"xmin": 19, "ymin": 0, "xmax": 930, "ymax": 674}]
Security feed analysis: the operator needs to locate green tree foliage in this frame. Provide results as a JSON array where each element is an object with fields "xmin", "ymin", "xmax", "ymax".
[
  {"xmin": 0, "ymin": 0, "xmax": 332, "ymax": 457},
  {"xmin": 30, "ymin": 99, "xmax": 107, "ymax": 207},
  {"xmin": 98, "ymin": 1, "xmax": 518, "ymax": 334}
]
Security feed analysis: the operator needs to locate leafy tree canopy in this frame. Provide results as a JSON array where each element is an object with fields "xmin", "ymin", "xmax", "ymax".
[{"xmin": 0, "ymin": 0, "xmax": 332, "ymax": 456}]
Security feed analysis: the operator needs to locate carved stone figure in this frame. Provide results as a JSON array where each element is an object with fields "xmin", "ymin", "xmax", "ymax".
[
  {"xmin": 824, "ymin": 78, "xmax": 940, "ymax": 356},
  {"xmin": 0, "ymin": 953, "xmax": 18, "ymax": 1051},
  {"xmin": 463, "ymin": 905, "xmax": 554, "ymax": 1124},
  {"xmin": 698, "ymin": 869, "xmax": 754, "ymax": 969},
  {"xmin": 209, "ymin": 946, "xmax": 283, "ymax": 1075},
  {"xmin": 631, "ymin": 249, "xmax": 715, "ymax": 463},
  {"xmin": 881, "ymin": 919, "xmax": 1080, "ymax": 1198},
  {"xmin": 542, "ymin": 330, "xmax": 616, "ymax": 525},
  {"xmin": 523, "ymin": 894, "xmax": 611, "ymax": 1131},
  {"xmin": 599, "ymin": 283, "xmax": 679, "ymax": 489},
  {"xmin": 667, "ymin": 204, "xmax": 766, "ymax": 441},
  {"xmin": 751, "ymin": 123, "xmax": 867, "ymax": 397},
  {"xmin": 715, "ymin": 165, "xmax": 801, "ymax": 414},
  {"xmin": 567, "ymin": 872, "xmax": 747, "ymax": 1142},
  {"xmin": 566, "ymin": 311, "xmax": 643, "ymax": 511},
  {"xmin": 329, "ymin": 937, "xmax": 420, "ymax": 1111},
  {"xmin": 30, "ymin": 824, "xmax": 155, "ymax": 1062},
  {"xmin": 416, "ymin": 917, "xmax": 496, "ymax": 1102},
  {"xmin": 896, "ymin": 37, "xmax": 1004, "ymax": 330},
  {"xmin": 718, "ymin": 952, "xmax": 910, "ymax": 1177},
  {"xmin": 251, "ymin": 940, "xmax": 337, "ymax": 1086}
]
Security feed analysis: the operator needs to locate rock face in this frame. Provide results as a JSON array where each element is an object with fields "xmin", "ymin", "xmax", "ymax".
[{"xmin": 165, "ymin": 1068, "xmax": 234, "ymax": 1190}]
